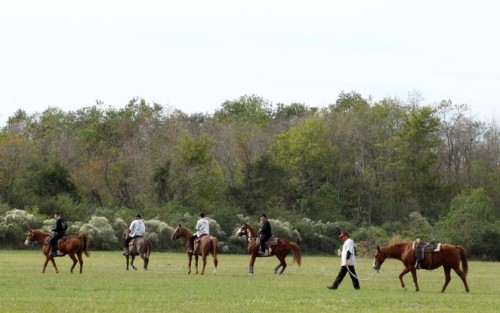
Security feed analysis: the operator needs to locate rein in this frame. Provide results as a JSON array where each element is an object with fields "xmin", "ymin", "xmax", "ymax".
[{"xmin": 346, "ymin": 266, "xmax": 380, "ymax": 281}]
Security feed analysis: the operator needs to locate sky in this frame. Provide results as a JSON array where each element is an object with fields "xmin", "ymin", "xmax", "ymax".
[{"xmin": 1, "ymin": 1, "xmax": 499, "ymax": 126}]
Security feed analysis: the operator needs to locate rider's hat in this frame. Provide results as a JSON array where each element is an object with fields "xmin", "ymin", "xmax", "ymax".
[
  {"xmin": 135, "ymin": 214, "xmax": 142, "ymax": 218},
  {"xmin": 339, "ymin": 231, "xmax": 349, "ymax": 238}
]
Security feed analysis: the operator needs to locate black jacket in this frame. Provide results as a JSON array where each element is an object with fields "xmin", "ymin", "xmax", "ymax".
[
  {"xmin": 260, "ymin": 220, "xmax": 272, "ymax": 238},
  {"xmin": 52, "ymin": 218, "xmax": 67, "ymax": 234}
]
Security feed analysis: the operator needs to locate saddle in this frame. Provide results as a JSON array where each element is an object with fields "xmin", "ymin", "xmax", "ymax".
[
  {"xmin": 194, "ymin": 233, "xmax": 208, "ymax": 244},
  {"xmin": 413, "ymin": 238, "xmax": 441, "ymax": 269},
  {"xmin": 257, "ymin": 237, "xmax": 278, "ymax": 256},
  {"xmin": 129, "ymin": 236, "xmax": 143, "ymax": 246},
  {"xmin": 413, "ymin": 238, "xmax": 441, "ymax": 253}
]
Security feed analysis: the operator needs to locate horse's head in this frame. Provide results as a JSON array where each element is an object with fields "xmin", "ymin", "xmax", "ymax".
[
  {"xmin": 235, "ymin": 223, "xmax": 250, "ymax": 237},
  {"xmin": 171, "ymin": 224, "xmax": 183, "ymax": 240},
  {"xmin": 373, "ymin": 246, "xmax": 386, "ymax": 271},
  {"xmin": 24, "ymin": 229, "xmax": 35, "ymax": 246},
  {"xmin": 123, "ymin": 228, "xmax": 131, "ymax": 239},
  {"xmin": 24, "ymin": 229, "xmax": 47, "ymax": 246}
]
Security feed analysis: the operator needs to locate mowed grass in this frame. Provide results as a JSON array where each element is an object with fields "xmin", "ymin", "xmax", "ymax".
[{"xmin": 0, "ymin": 249, "xmax": 498, "ymax": 313}]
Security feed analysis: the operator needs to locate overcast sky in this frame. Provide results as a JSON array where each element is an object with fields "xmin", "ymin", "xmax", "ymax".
[{"xmin": 1, "ymin": 1, "xmax": 499, "ymax": 126}]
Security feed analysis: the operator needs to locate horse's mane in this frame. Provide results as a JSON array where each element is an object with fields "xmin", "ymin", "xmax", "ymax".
[{"xmin": 383, "ymin": 242, "xmax": 412, "ymax": 252}]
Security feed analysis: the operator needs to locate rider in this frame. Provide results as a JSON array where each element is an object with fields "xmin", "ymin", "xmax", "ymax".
[
  {"xmin": 258, "ymin": 214, "xmax": 272, "ymax": 256},
  {"xmin": 123, "ymin": 214, "xmax": 146, "ymax": 256},
  {"xmin": 189, "ymin": 212, "xmax": 209, "ymax": 253},
  {"xmin": 49, "ymin": 212, "xmax": 67, "ymax": 257}
]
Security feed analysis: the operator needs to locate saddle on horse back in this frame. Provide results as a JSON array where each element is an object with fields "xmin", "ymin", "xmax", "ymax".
[
  {"xmin": 257, "ymin": 237, "xmax": 278, "ymax": 256},
  {"xmin": 413, "ymin": 237, "xmax": 442, "ymax": 269},
  {"xmin": 194, "ymin": 233, "xmax": 208, "ymax": 245},
  {"xmin": 128, "ymin": 236, "xmax": 144, "ymax": 247}
]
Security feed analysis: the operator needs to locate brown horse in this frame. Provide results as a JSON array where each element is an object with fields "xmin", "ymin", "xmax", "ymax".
[
  {"xmin": 235, "ymin": 222, "xmax": 302, "ymax": 275},
  {"xmin": 123, "ymin": 229, "xmax": 152, "ymax": 270},
  {"xmin": 24, "ymin": 229, "xmax": 89, "ymax": 274},
  {"xmin": 373, "ymin": 242, "xmax": 469, "ymax": 293},
  {"xmin": 171, "ymin": 224, "xmax": 218, "ymax": 275}
]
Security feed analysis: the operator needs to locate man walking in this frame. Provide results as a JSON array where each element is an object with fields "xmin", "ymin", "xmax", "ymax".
[{"xmin": 327, "ymin": 231, "xmax": 360, "ymax": 290}]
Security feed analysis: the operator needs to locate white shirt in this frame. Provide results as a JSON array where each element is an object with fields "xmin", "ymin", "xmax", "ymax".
[
  {"xmin": 129, "ymin": 219, "xmax": 145, "ymax": 237},
  {"xmin": 195, "ymin": 218, "xmax": 209, "ymax": 237},
  {"xmin": 340, "ymin": 238, "xmax": 357, "ymax": 266}
]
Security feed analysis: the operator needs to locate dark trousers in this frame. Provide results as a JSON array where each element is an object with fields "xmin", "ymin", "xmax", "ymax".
[
  {"xmin": 49, "ymin": 232, "xmax": 62, "ymax": 252},
  {"xmin": 189, "ymin": 234, "xmax": 197, "ymax": 251},
  {"xmin": 332, "ymin": 265, "xmax": 360, "ymax": 289},
  {"xmin": 124, "ymin": 235, "xmax": 141, "ymax": 249},
  {"xmin": 259, "ymin": 235, "xmax": 270, "ymax": 252}
]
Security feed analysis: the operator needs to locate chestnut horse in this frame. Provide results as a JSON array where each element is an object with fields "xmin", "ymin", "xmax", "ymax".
[
  {"xmin": 171, "ymin": 224, "xmax": 218, "ymax": 275},
  {"xmin": 24, "ymin": 229, "xmax": 89, "ymax": 274},
  {"xmin": 235, "ymin": 222, "xmax": 302, "ymax": 275},
  {"xmin": 123, "ymin": 229, "xmax": 152, "ymax": 270},
  {"xmin": 373, "ymin": 242, "xmax": 469, "ymax": 293}
]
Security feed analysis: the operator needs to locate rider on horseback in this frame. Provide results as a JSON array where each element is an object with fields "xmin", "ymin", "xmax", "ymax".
[
  {"xmin": 123, "ymin": 214, "xmax": 146, "ymax": 256},
  {"xmin": 258, "ymin": 214, "xmax": 272, "ymax": 256},
  {"xmin": 49, "ymin": 212, "xmax": 67, "ymax": 257},
  {"xmin": 189, "ymin": 213, "xmax": 210, "ymax": 253}
]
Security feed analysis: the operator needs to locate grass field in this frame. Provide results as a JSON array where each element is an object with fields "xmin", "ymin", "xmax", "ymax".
[{"xmin": 0, "ymin": 250, "xmax": 498, "ymax": 313}]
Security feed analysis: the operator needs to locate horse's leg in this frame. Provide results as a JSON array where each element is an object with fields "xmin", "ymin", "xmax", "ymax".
[
  {"xmin": 450, "ymin": 265, "xmax": 469, "ymax": 293},
  {"xmin": 409, "ymin": 268, "xmax": 420, "ymax": 292},
  {"xmin": 249, "ymin": 253, "xmax": 257, "ymax": 275},
  {"xmin": 276, "ymin": 255, "xmax": 287, "ymax": 275},
  {"xmin": 43, "ymin": 256, "xmax": 54, "ymax": 273},
  {"xmin": 140, "ymin": 252, "xmax": 148, "ymax": 270},
  {"xmin": 187, "ymin": 253, "xmax": 192, "ymax": 275},
  {"xmin": 76, "ymin": 251, "xmax": 84, "ymax": 274},
  {"xmin": 194, "ymin": 254, "xmax": 199, "ymax": 275},
  {"xmin": 68, "ymin": 253, "xmax": 78, "ymax": 274},
  {"xmin": 398, "ymin": 267, "xmax": 411, "ymax": 290},
  {"xmin": 200, "ymin": 252, "xmax": 207, "ymax": 275},
  {"xmin": 131, "ymin": 255, "xmax": 137, "ymax": 270},
  {"xmin": 142, "ymin": 253, "xmax": 149, "ymax": 270},
  {"xmin": 441, "ymin": 265, "xmax": 452, "ymax": 293}
]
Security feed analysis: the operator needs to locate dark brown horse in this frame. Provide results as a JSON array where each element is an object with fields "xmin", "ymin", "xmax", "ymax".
[
  {"xmin": 123, "ymin": 229, "xmax": 152, "ymax": 270},
  {"xmin": 235, "ymin": 222, "xmax": 302, "ymax": 275},
  {"xmin": 171, "ymin": 224, "xmax": 218, "ymax": 275},
  {"xmin": 373, "ymin": 242, "xmax": 469, "ymax": 293},
  {"xmin": 24, "ymin": 229, "xmax": 89, "ymax": 274}
]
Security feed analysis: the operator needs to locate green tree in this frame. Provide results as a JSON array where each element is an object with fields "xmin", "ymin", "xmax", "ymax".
[{"xmin": 435, "ymin": 188, "xmax": 495, "ymax": 254}]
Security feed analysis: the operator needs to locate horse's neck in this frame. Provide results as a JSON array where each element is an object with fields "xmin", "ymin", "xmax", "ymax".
[
  {"xmin": 245, "ymin": 224, "xmax": 257, "ymax": 239},
  {"xmin": 181, "ymin": 228, "xmax": 194, "ymax": 240},
  {"xmin": 35, "ymin": 231, "xmax": 49, "ymax": 245},
  {"xmin": 384, "ymin": 243, "xmax": 410, "ymax": 260}
]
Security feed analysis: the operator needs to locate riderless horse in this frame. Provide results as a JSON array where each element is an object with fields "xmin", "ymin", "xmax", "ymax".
[{"xmin": 373, "ymin": 241, "xmax": 469, "ymax": 293}]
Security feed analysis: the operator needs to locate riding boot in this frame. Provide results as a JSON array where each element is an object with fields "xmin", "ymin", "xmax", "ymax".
[
  {"xmin": 123, "ymin": 247, "xmax": 130, "ymax": 256},
  {"xmin": 49, "ymin": 243, "xmax": 58, "ymax": 257}
]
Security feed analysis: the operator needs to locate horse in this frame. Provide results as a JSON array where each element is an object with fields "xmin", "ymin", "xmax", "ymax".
[
  {"xmin": 24, "ymin": 228, "xmax": 89, "ymax": 274},
  {"xmin": 123, "ymin": 229, "xmax": 152, "ymax": 270},
  {"xmin": 170, "ymin": 224, "xmax": 218, "ymax": 275},
  {"xmin": 372, "ymin": 242, "xmax": 469, "ymax": 293},
  {"xmin": 235, "ymin": 222, "xmax": 302, "ymax": 275}
]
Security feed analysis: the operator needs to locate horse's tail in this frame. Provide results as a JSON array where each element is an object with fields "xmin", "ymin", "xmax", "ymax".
[
  {"xmin": 211, "ymin": 236, "xmax": 218, "ymax": 268},
  {"xmin": 143, "ymin": 238, "xmax": 152, "ymax": 259},
  {"xmin": 290, "ymin": 242, "xmax": 302, "ymax": 266},
  {"xmin": 458, "ymin": 245, "xmax": 468, "ymax": 277},
  {"xmin": 80, "ymin": 234, "xmax": 90, "ymax": 257}
]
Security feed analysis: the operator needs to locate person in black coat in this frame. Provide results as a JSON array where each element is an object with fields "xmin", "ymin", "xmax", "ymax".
[
  {"xmin": 49, "ymin": 212, "xmax": 67, "ymax": 257},
  {"xmin": 258, "ymin": 214, "xmax": 272, "ymax": 256}
]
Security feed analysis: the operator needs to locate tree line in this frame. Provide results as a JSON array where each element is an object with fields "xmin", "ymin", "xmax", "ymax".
[{"xmin": 0, "ymin": 92, "xmax": 498, "ymax": 259}]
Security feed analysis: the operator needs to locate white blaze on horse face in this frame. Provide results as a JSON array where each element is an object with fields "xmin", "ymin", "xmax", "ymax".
[
  {"xmin": 24, "ymin": 238, "xmax": 31, "ymax": 245},
  {"xmin": 235, "ymin": 227, "xmax": 243, "ymax": 236}
]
